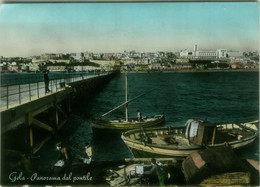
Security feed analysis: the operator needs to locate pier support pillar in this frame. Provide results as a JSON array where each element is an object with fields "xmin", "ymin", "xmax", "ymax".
[
  {"xmin": 55, "ymin": 109, "xmax": 59, "ymax": 130},
  {"xmin": 26, "ymin": 112, "xmax": 33, "ymax": 152},
  {"xmin": 68, "ymin": 97, "xmax": 71, "ymax": 113},
  {"xmin": 54, "ymin": 95, "xmax": 59, "ymax": 130}
]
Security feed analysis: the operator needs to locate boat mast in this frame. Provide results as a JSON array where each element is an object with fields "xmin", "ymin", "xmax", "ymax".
[
  {"xmin": 99, "ymin": 86, "xmax": 159, "ymax": 118},
  {"xmin": 125, "ymin": 71, "xmax": 129, "ymax": 122}
]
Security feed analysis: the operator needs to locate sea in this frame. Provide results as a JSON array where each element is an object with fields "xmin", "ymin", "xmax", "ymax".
[{"xmin": 1, "ymin": 71, "xmax": 259, "ymax": 173}]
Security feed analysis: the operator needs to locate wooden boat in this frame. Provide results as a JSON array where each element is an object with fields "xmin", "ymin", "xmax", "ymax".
[
  {"xmin": 104, "ymin": 158, "xmax": 181, "ymax": 186},
  {"xmin": 92, "ymin": 115, "xmax": 165, "ymax": 130},
  {"xmin": 92, "ymin": 72, "xmax": 165, "ymax": 130},
  {"xmin": 121, "ymin": 119, "xmax": 258, "ymax": 158}
]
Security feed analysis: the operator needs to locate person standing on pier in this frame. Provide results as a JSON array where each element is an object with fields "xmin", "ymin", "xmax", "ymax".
[
  {"xmin": 137, "ymin": 109, "xmax": 142, "ymax": 122},
  {"xmin": 44, "ymin": 70, "xmax": 50, "ymax": 93}
]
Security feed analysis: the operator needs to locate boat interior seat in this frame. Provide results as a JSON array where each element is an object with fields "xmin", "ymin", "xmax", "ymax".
[
  {"xmin": 213, "ymin": 132, "xmax": 238, "ymax": 143},
  {"xmin": 219, "ymin": 128, "xmax": 242, "ymax": 138},
  {"xmin": 159, "ymin": 135, "xmax": 178, "ymax": 145}
]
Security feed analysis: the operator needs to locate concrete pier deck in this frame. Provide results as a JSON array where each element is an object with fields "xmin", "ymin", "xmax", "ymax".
[{"xmin": 1, "ymin": 71, "xmax": 118, "ymax": 153}]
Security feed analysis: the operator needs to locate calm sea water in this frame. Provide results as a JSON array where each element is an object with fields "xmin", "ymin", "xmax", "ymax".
[{"xmin": 3, "ymin": 71, "xmax": 259, "ymax": 173}]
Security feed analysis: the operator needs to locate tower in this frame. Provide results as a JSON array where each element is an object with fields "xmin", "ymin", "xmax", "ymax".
[
  {"xmin": 194, "ymin": 44, "xmax": 198, "ymax": 52},
  {"xmin": 194, "ymin": 44, "xmax": 198, "ymax": 58}
]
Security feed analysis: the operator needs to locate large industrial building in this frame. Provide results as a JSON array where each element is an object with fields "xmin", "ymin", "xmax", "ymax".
[{"xmin": 180, "ymin": 45, "xmax": 242, "ymax": 59}]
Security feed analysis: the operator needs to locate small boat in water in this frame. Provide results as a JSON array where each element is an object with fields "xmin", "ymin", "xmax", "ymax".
[
  {"xmin": 121, "ymin": 119, "xmax": 258, "ymax": 158},
  {"xmin": 92, "ymin": 115, "xmax": 165, "ymax": 130},
  {"xmin": 92, "ymin": 72, "xmax": 165, "ymax": 130}
]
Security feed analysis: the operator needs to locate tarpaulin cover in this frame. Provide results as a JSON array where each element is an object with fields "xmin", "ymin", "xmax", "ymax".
[{"xmin": 185, "ymin": 119, "xmax": 204, "ymax": 138}]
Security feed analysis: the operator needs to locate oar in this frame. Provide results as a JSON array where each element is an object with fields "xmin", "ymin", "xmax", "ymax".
[{"xmin": 99, "ymin": 86, "xmax": 160, "ymax": 118}]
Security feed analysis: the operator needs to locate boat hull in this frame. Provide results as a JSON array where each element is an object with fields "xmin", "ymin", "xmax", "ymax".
[
  {"xmin": 123, "ymin": 136, "xmax": 201, "ymax": 158},
  {"xmin": 92, "ymin": 115, "xmax": 165, "ymax": 130},
  {"xmin": 124, "ymin": 137, "xmax": 257, "ymax": 158},
  {"xmin": 129, "ymin": 144, "xmax": 201, "ymax": 158},
  {"xmin": 121, "ymin": 120, "xmax": 258, "ymax": 158}
]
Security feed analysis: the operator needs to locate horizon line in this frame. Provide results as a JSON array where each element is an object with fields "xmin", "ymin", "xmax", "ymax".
[{"xmin": 1, "ymin": 0, "xmax": 258, "ymax": 3}]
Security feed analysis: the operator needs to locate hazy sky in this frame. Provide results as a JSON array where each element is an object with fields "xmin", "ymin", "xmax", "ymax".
[{"xmin": 0, "ymin": 2, "xmax": 259, "ymax": 57}]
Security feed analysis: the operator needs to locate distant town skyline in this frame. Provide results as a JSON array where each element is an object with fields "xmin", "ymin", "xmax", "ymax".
[{"xmin": 0, "ymin": 2, "xmax": 259, "ymax": 57}]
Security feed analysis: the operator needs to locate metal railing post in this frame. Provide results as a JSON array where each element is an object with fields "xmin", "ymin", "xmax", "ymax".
[
  {"xmin": 19, "ymin": 84, "xmax": 21, "ymax": 104},
  {"xmin": 29, "ymin": 83, "xmax": 31, "ymax": 101},
  {"xmin": 6, "ymin": 85, "xmax": 9, "ymax": 109},
  {"xmin": 51, "ymin": 79, "xmax": 53, "ymax": 93},
  {"xmin": 37, "ymin": 82, "xmax": 39, "ymax": 99}
]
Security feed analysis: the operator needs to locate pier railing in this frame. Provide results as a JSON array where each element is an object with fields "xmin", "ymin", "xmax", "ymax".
[{"xmin": 0, "ymin": 73, "xmax": 102, "ymax": 111}]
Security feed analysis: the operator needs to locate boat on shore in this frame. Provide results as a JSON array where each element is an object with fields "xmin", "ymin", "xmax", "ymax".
[
  {"xmin": 92, "ymin": 72, "xmax": 165, "ymax": 130},
  {"xmin": 121, "ymin": 119, "xmax": 258, "ymax": 158}
]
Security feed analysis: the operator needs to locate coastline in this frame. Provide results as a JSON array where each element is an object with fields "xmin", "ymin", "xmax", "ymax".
[
  {"xmin": 1, "ymin": 68, "xmax": 259, "ymax": 74},
  {"xmin": 126, "ymin": 68, "xmax": 259, "ymax": 73},
  {"xmin": 164, "ymin": 68, "xmax": 259, "ymax": 73}
]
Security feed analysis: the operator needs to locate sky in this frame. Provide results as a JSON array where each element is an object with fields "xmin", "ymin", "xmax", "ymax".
[{"xmin": 0, "ymin": 2, "xmax": 259, "ymax": 57}]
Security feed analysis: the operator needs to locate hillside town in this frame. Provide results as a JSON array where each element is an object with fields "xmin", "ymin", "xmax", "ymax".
[{"xmin": 0, "ymin": 45, "xmax": 259, "ymax": 73}]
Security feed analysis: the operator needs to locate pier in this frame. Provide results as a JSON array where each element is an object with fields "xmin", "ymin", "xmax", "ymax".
[{"xmin": 1, "ymin": 71, "xmax": 118, "ymax": 154}]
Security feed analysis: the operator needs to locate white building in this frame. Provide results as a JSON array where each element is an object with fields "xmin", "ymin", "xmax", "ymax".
[
  {"xmin": 29, "ymin": 63, "xmax": 40, "ymax": 71},
  {"xmin": 180, "ymin": 49, "xmax": 194, "ymax": 58},
  {"xmin": 47, "ymin": 66, "xmax": 66, "ymax": 72},
  {"xmin": 180, "ymin": 45, "xmax": 229, "ymax": 59},
  {"xmin": 196, "ymin": 51, "xmax": 217, "ymax": 58},
  {"xmin": 70, "ymin": 53, "xmax": 83, "ymax": 61},
  {"xmin": 73, "ymin": 65, "xmax": 100, "ymax": 72},
  {"xmin": 216, "ymin": 49, "xmax": 228, "ymax": 58}
]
